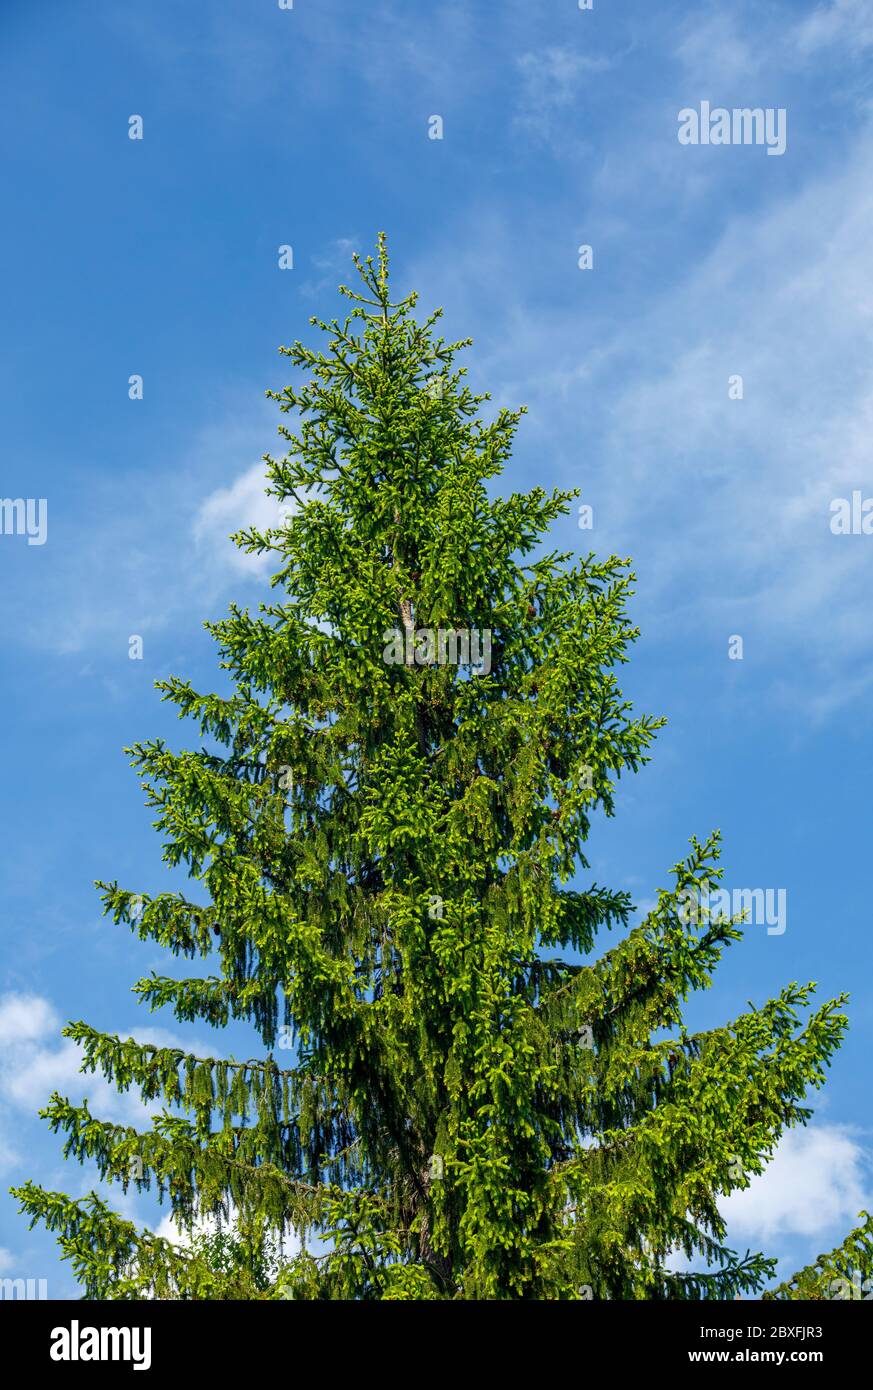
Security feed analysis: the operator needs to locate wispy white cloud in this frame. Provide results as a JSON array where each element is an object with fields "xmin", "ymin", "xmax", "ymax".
[
  {"xmin": 0, "ymin": 991, "xmax": 222, "ymax": 1133},
  {"xmin": 588, "ymin": 128, "xmax": 873, "ymax": 687},
  {"xmin": 194, "ymin": 461, "xmax": 293, "ymax": 576},
  {"xmin": 674, "ymin": 11, "xmax": 765, "ymax": 86},
  {"xmin": 0, "ymin": 397, "xmax": 282, "ymax": 656},
  {"xmin": 513, "ymin": 46, "xmax": 612, "ymax": 145},
  {"xmin": 722, "ymin": 1124, "xmax": 870, "ymax": 1242},
  {"xmin": 793, "ymin": 0, "xmax": 873, "ymax": 56},
  {"xmin": 407, "ymin": 91, "xmax": 873, "ymax": 718},
  {"xmin": 299, "ymin": 237, "xmax": 361, "ymax": 301}
]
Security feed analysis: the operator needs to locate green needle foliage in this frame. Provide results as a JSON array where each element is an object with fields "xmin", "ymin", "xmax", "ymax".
[{"xmin": 13, "ymin": 237, "xmax": 871, "ymax": 1300}]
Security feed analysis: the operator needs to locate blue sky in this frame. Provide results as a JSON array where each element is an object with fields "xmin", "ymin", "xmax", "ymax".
[{"xmin": 2, "ymin": 0, "xmax": 872, "ymax": 1297}]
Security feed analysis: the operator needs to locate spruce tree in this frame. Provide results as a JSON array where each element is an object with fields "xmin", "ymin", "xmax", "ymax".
[{"xmin": 13, "ymin": 237, "xmax": 872, "ymax": 1300}]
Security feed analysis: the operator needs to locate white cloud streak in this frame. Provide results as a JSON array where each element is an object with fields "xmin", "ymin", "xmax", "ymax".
[{"xmin": 722, "ymin": 1124, "xmax": 870, "ymax": 1242}]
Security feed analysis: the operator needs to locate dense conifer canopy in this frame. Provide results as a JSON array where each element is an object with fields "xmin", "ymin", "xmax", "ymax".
[{"xmin": 13, "ymin": 239, "xmax": 872, "ymax": 1300}]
